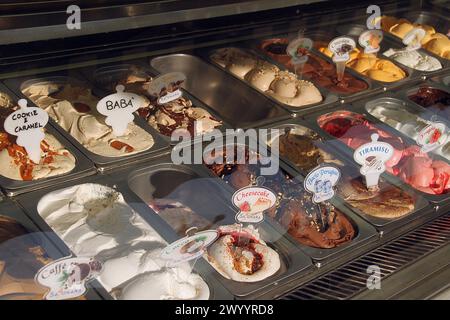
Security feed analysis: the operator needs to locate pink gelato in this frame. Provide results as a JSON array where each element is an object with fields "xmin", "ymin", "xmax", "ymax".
[{"xmin": 318, "ymin": 111, "xmax": 449, "ymax": 195}]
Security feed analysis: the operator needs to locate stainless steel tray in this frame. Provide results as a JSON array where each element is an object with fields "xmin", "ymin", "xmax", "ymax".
[
  {"xmin": 304, "ymin": 104, "xmax": 450, "ymax": 204},
  {"xmin": 304, "ymin": 30, "xmax": 417, "ymax": 91},
  {"xmin": 250, "ymin": 35, "xmax": 377, "ymax": 102},
  {"xmin": 149, "ymin": 54, "xmax": 291, "ymax": 129},
  {"xmin": 124, "ymin": 159, "xmax": 314, "ymax": 299},
  {"xmin": 4, "ymin": 73, "xmax": 170, "ymax": 172},
  {"xmin": 256, "ymin": 119, "xmax": 435, "ymax": 233},
  {"xmin": 336, "ymin": 23, "xmax": 448, "ymax": 80},
  {"xmin": 0, "ymin": 198, "xmax": 105, "ymax": 300},
  {"xmin": 0, "ymin": 83, "xmax": 96, "ymax": 197},
  {"xmin": 16, "ymin": 173, "xmax": 234, "ymax": 300},
  {"xmin": 201, "ymin": 45, "xmax": 338, "ymax": 114},
  {"xmin": 188, "ymin": 136, "xmax": 378, "ymax": 264},
  {"xmin": 78, "ymin": 60, "xmax": 232, "ymax": 146}
]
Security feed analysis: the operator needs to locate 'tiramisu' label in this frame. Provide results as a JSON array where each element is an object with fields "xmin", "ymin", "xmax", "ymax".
[
  {"xmin": 97, "ymin": 85, "xmax": 145, "ymax": 136},
  {"xmin": 232, "ymin": 186, "xmax": 276, "ymax": 224},
  {"xmin": 35, "ymin": 256, "xmax": 102, "ymax": 300},
  {"xmin": 354, "ymin": 133, "xmax": 394, "ymax": 188},
  {"xmin": 4, "ymin": 99, "xmax": 49, "ymax": 163}
]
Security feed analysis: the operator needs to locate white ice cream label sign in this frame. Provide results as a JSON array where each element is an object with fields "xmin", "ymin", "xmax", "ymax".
[
  {"xmin": 4, "ymin": 99, "xmax": 49, "ymax": 163},
  {"xmin": 304, "ymin": 166, "xmax": 341, "ymax": 203},
  {"xmin": 232, "ymin": 186, "xmax": 277, "ymax": 223},
  {"xmin": 359, "ymin": 30, "xmax": 383, "ymax": 54},
  {"xmin": 328, "ymin": 36, "xmax": 356, "ymax": 62},
  {"xmin": 35, "ymin": 256, "xmax": 103, "ymax": 300},
  {"xmin": 146, "ymin": 72, "xmax": 186, "ymax": 104},
  {"xmin": 287, "ymin": 37, "xmax": 313, "ymax": 64},
  {"xmin": 417, "ymin": 121, "xmax": 448, "ymax": 153},
  {"xmin": 160, "ymin": 230, "xmax": 219, "ymax": 266},
  {"xmin": 96, "ymin": 85, "xmax": 145, "ymax": 136},
  {"xmin": 354, "ymin": 133, "xmax": 394, "ymax": 188},
  {"xmin": 403, "ymin": 28, "xmax": 426, "ymax": 51}
]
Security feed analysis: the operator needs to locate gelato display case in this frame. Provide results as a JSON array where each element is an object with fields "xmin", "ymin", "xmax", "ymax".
[{"xmin": 0, "ymin": 0, "xmax": 449, "ymax": 300}]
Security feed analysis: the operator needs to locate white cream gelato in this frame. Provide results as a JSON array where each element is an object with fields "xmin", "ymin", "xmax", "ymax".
[
  {"xmin": 37, "ymin": 183, "xmax": 209, "ymax": 300},
  {"xmin": 383, "ymin": 48, "xmax": 442, "ymax": 71},
  {"xmin": 211, "ymin": 47, "xmax": 322, "ymax": 107},
  {"xmin": 206, "ymin": 224, "xmax": 280, "ymax": 282},
  {"xmin": 22, "ymin": 83, "xmax": 154, "ymax": 158}
]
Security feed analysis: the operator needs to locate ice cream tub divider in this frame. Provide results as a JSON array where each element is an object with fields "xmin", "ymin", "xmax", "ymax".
[
  {"xmin": 248, "ymin": 34, "xmax": 380, "ymax": 102},
  {"xmin": 1, "ymin": 198, "xmax": 106, "ymax": 300},
  {"xmin": 4, "ymin": 73, "xmax": 171, "ymax": 172},
  {"xmin": 257, "ymin": 119, "xmax": 434, "ymax": 233},
  {"xmin": 306, "ymin": 105, "xmax": 450, "ymax": 204},
  {"xmin": 149, "ymin": 53, "xmax": 291, "ymax": 129},
  {"xmin": 430, "ymin": 74, "xmax": 450, "ymax": 86},
  {"xmin": 122, "ymin": 157, "xmax": 315, "ymax": 299},
  {"xmin": 79, "ymin": 60, "xmax": 232, "ymax": 146},
  {"xmin": 0, "ymin": 82, "xmax": 97, "ymax": 197},
  {"xmin": 191, "ymin": 136, "xmax": 378, "ymax": 264},
  {"xmin": 201, "ymin": 44, "xmax": 339, "ymax": 115},
  {"xmin": 15, "ymin": 173, "xmax": 233, "ymax": 300}
]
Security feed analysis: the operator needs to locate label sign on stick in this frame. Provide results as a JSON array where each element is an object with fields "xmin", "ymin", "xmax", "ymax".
[
  {"xmin": 353, "ymin": 133, "xmax": 394, "ymax": 189},
  {"xmin": 359, "ymin": 30, "xmax": 383, "ymax": 54},
  {"xmin": 287, "ymin": 37, "xmax": 313, "ymax": 64},
  {"xmin": 35, "ymin": 256, "xmax": 103, "ymax": 300},
  {"xmin": 97, "ymin": 85, "xmax": 145, "ymax": 136},
  {"xmin": 304, "ymin": 166, "xmax": 341, "ymax": 203},
  {"xmin": 4, "ymin": 99, "xmax": 49, "ymax": 163},
  {"xmin": 403, "ymin": 28, "xmax": 426, "ymax": 51},
  {"xmin": 146, "ymin": 72, "xmax": 186, "ymax": 105},
  {"xmin": 160, "ymin": 230, "xmax": 218, "ymax": 267},
  {"xmin": 328, "ymin": 36, "xmax": 356, "ymax": 62},
  {"xmin": 417, "ymin": 121, "xmax": 448, "ymax": 153},
  {"xmin": 232, "ymin": 186, "xmax": 277, "ymax": 224}
]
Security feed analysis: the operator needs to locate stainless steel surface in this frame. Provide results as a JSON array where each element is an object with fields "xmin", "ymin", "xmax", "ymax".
[
  {"xmin": 257, "ymin": 119, "xmax": 433, "ymax": 233},
  {"xmin": 282, "ymin": 212, "xmax": 450, "ymax": 300},
  {"xmin": 126, "ymin": 160, "xmax": 314, "ymax": 299},
  {"xmin": 150, "ymin": 54, "xmax": 290, "ymax": 128},
  {"xmin": 0, "ymin": 82, "xmax": 96, "ymax": 196},
  {"xmin": 4, "ymin": 73, "xmax": 170, "ymax": 171},
  {"xmin": 203, "ymin": 46, "xmax": 338, "ymax": 114}
]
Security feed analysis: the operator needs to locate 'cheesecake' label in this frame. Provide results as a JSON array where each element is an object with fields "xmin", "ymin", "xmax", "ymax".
[
  {"xmin": 146, "ymin": 72, "xmax": 186, "ymax": 105},
  {"xmin": 417, "ymin": 121, "xmax": 448, "ymax": 153},
  {"xmin": 359, "ymin": 30, "xmax": 383, "ymax": 54},
  {"xmin": 354, "ymin": 133, "xmax": 394, "ymax": 188},
  {"xmin": 232, "ymin": 186, "xmax": 277, "ymax": 224},
  {"xmin": 97, "ymin": 85, "xmax": 146, "ymax": 136},
  {"xmin": 160, "ymin": 230, "xmax": 219, "ymax": 266},
  {"xmin": 4, "ymin": 99, "xmax": 49, "ymax": 163},
  {"xmin": 304, "ymin": 166, "xmax": 341, "ymax": 203},
  {"xmin": 35, "ymin": 256, "xmax": 102, "ymax": 300},
  {"xmin": 328, "ymin": 37, "xmax": 356, "ymax": 62}
]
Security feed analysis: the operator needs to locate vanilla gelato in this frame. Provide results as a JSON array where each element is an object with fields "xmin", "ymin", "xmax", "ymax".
[
  {"xmin": 210, "ymin": 47, "xmax": 322, "ymax": 107},
  {"xmin": 22, "ymin": 82, "xmax": 154, "ymax": 158},
  {"xmin": 37, "ymin": 183, "xmax": 209, "ymax": 300},
  {"xmin": 206, "ymin": 224, "xmax": 280, "ymax": 282},
  {"xmin": 383, "ymin": 48, "xmax": 442, "ymax": 71},
  {"xmin": 0, "ymin": 92, "xmax": 76, "ymax": 181}
]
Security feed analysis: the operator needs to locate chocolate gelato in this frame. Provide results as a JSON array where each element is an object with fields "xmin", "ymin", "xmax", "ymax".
[
  {"xmin": 261, "ymin": 38, "xmax": 368, "ymax": 94},
  {"xmin": 408, "ymin": 87, "xmax": 450, "ymax": 120}
]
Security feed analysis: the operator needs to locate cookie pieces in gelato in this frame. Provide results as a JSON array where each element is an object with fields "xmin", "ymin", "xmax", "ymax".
[
  {"xmin": 210, "ymin": 48, "xmax": 322, "ymax": 107},
  {"xmin": 206, "ymin": 224, "xmax": 280, "ymax": 282},
  {"xmin": 0, "ymin": 92, "xmax": 76, "ymax": 181},
  {"xmin": 37, "ymin": 183, "xmax": 209, "ymax": 300},
  {"xmin": 22, "ymin": 82, "xmax": 154, "ymax": 158}
]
